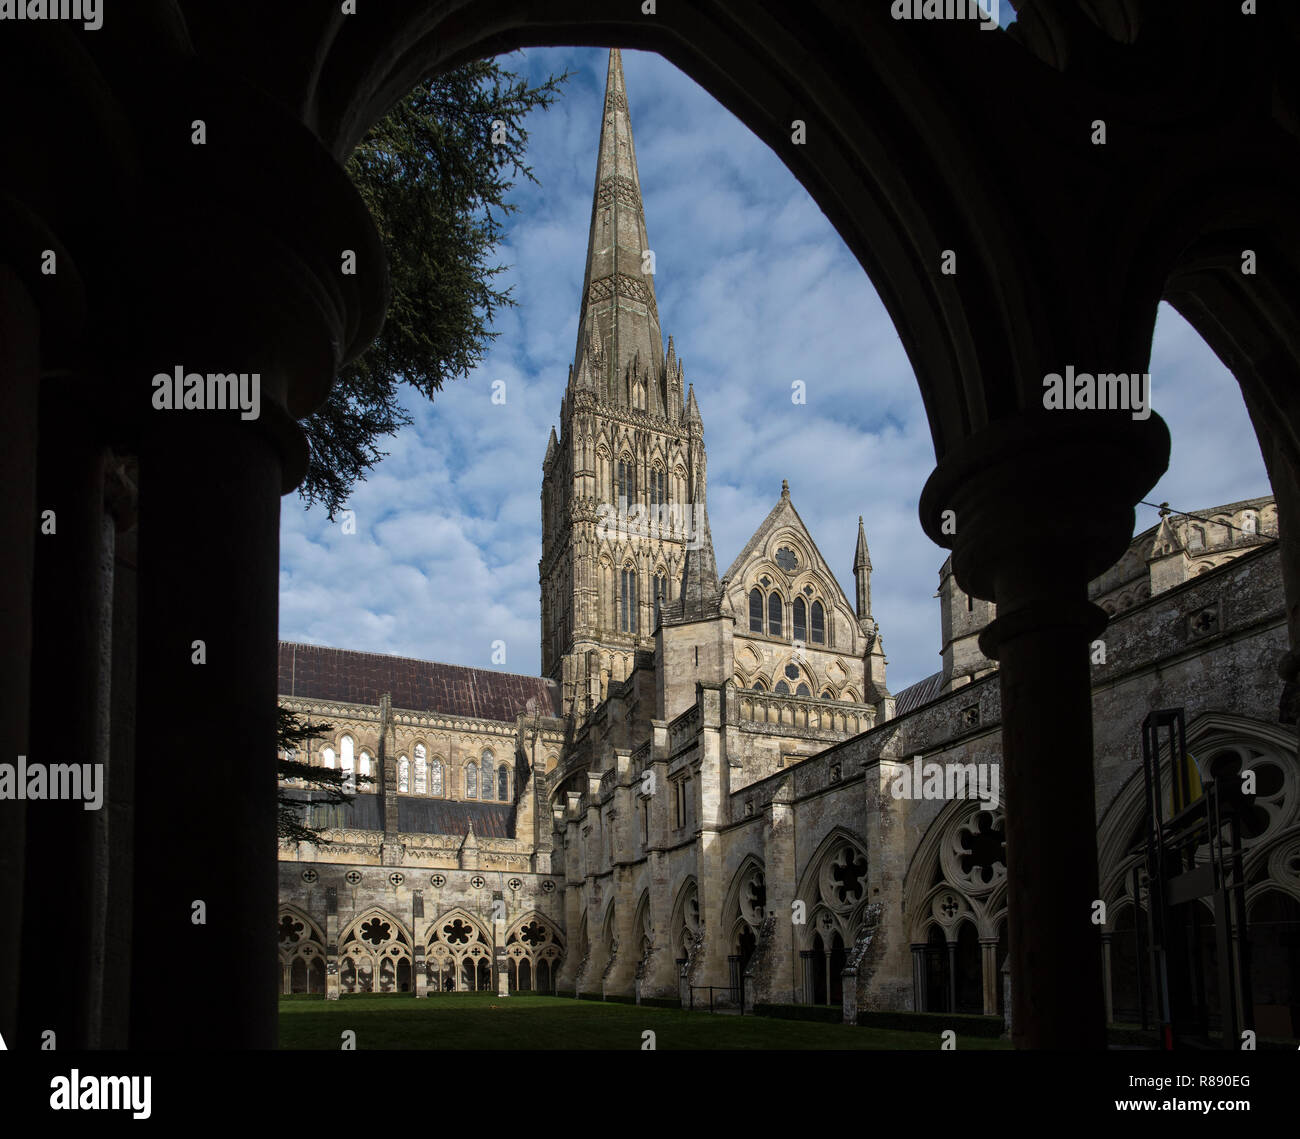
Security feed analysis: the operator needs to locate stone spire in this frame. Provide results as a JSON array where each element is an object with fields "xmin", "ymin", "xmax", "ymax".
[
  {"xmin": 677, "ymin": 385, "xmax": 719, "ymax": 619},
  {"xmin": 571, "ymin": 49, "xmax": 665, "ymax": 411},
  {"xmin": 854, "ymin": 515, "xmax": 873, "ymax": 620},
  {"xmin": 678, "ymin": 508, "xmax": 720, "ymax": 621},
  {"xmin": 685, "ymin": 383, "xmax": 702, "ymax": 426}
]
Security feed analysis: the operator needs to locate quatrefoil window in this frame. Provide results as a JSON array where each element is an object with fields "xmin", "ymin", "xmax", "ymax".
[
  {"xmin": 278, "ymin": 916, "xmax": 303, "ymax": 944},
  {"xmin": 360, "ymin": 918, "xmax": 391, "ymax": 946},
  {"xmin": 389, "ymin": 872, "xmax": 404, "ymax": 887},
  {"xmin": 508, "ymin": 878, "xmax": 522, "ymax": 891},
  {"xmin": 541, "ymin": 880, "xmax": 556, "ymax": 893},
  {"xmin": 301, "ymin": 869, "xmax": 318, "ymax": 884},
  {"xmin": 745, "ymin": 871, "xmax": 766, "ymax": 920},
  {"xmin": 345, "ymin": 871, "xmax": 362, "ymax": 886},
  {"xmin": 470, "ymin": 875, "xmax": 486, "ymax": 889},
  {"xmin": 430, "ymin": 874, "xmax": 446, "ymax": 887},
  {"xmin": 830, "ymin": 848, "xmax": 867, "ymax": 905}
]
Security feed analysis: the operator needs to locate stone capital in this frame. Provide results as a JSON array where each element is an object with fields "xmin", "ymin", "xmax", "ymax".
[{"xmin": 919, "ymin": 412, "xmax": 1170, "ymax": 602}]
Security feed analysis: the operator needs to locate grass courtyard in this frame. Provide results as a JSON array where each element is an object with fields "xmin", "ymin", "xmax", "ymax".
[{"xmin": 279, "ymin": 992, "xmax": 1013, "ymax": 1050}]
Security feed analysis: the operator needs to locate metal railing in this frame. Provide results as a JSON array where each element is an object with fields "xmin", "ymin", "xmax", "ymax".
[{"xmin": 688, "ymin": 984, "xmax": 744, "ymax": 1014}]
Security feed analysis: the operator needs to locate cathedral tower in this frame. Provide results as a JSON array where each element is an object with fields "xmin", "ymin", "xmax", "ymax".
[{"xmin": 540, "ymin": 49, "xmax": 705, "ymax": 721}]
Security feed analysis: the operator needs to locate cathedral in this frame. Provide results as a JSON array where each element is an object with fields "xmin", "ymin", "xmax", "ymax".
[{"xmin": 276, "ymin": 50, "xmax": 1298, "ymax": 1039}]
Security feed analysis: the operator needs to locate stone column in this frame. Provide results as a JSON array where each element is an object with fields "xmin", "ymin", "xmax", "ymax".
[
  {"xmin": 980, "ymin": 938, "xmax": 999, "ymax": 1016},
  {"xmin": 0, "ymin": 265, "xmax": 40, "ymax": 1048},
  {"xmin": 493, "ymin": 890, "xmax": 509, "ymax": 996},
  {"xmin": 102, "ymin": 468, "xmax": 139, "ymax": 1048},
  {"xmin": 911, "ymin": 944, "xmax": 927, "ymax": 1011},
  {"xmin": 1101, "ymin": 932, "xmax": 1114, "ymax": 1025},
  {"xmin": 921, "ymin": 413, "xmax": 1169, "ymax": 1049},
  {"xmin": 129, "ymin": 410, "xmax": 286, "ymax": 1048},
  {"xmin": 20, "ymin": 376, "xmax": 111, "ymax": 1049},
  {"xmin": 325, "ymin": 887, "xmax": 340, "ymax": 1001},
  {"xmin": 413, "ymin": 891, "xmax": 427, "ymax": 998}
]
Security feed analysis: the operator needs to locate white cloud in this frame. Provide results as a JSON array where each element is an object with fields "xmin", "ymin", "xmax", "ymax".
[{"xmin": 279, "ymin": 46, "xmax": 1271, "ymax": 696}]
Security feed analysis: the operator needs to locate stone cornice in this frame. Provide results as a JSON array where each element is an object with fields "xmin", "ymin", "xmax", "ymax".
[{"xmin": 279, "ymin": 696, "xmax": 557, "ymax": 737}]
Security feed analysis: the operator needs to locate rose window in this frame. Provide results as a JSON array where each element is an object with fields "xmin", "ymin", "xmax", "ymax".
[
  {"xmin": 278, "ymin": 916, "xmax": 303, "ymax": 944},
  {"xmin": 360, "ymin": 918, "xmax": 391, "ymax": 946},
  {"xmin": 941, "ymin": 807, "xmax": 1007, "ymax": 896},
  {"xmin": 959, "ymin": 812, "xmax": 1006, "ymax": 884},
  {"xmin": 443, "ymin": 919, "xmax": 473, "ymax": 945},
  {"xmin": 519, "ymin": 921, "xmax": 548, "ymax": 947}
]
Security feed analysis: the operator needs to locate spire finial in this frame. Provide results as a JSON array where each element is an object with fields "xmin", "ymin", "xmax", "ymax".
[{"xmin": 781, "ymin": 479, "xmax": 789, "ymax": 498}]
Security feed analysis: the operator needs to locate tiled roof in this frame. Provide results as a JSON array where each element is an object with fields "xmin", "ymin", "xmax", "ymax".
[
  {"xmin": 894, "ymin": 671, "xmax": 945, "ymax": 716},
  {"xmin": 282, "ymin": 791, "xmax": 515, "ymax": 838},
  {"xmin": 279, "ymin": 642, "xmax": 561, "ymax": 722}
]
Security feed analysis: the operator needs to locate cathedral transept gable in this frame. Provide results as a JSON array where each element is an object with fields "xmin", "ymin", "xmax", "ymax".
[{"xmin": 721, "ymin": 483, "xmax": 861, "ymax": 656}]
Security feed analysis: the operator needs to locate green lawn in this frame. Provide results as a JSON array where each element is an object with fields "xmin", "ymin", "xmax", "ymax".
[{"xmin": 278, "ymin": 992, "xmax": 1012, "ymax": 1050}]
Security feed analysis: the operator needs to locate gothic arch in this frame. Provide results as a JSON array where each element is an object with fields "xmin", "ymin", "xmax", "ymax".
[
  {"xmin": 903, "ymin": 798, "xmax": 1007, "ymax": 942},
  {"xmin": 277, "ymin": 904, "xmax": 326, "ymax": 994},
  {"xmin": 1097, "ymin": 713, "xmax": 1300, "ymax": 926},
  {"xmin": 338, "ymin": 908, "xmax": 412, "ymax": 994},
  {"xmin": 631, "ymin": 890, "xmax": 655, "ymax": 981},
  {"xmin": 669, "ymin": 876, "xmax": 701, "ymax": 965},
  {"xmin": 794, "ymin": 828, "xmax": 869, "ymax": 952},
  {"xmin": 15, "ymin": 0, "xmax": 1300, "ymax": 1053},
  {"xmin": 505, "ymin": 911, "xmax": 564, "ymax": 992},
  {"xmin": 426, "ymin": 907, "xmax": 493, "ymax": 992},
  {"xmin": 723, "ymin": 855, "xmax": 767, "ymax": 934}
]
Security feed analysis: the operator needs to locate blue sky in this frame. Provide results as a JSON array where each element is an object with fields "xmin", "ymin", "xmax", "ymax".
[{"xmin": 278, "ymin": 44, "xmax": 1271, "ymax": 695}]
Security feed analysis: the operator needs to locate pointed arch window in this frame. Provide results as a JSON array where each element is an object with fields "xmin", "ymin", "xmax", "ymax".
[
  {"xmin": 321, "ymin": 747, "xmax": 335, "ymax": 770},
  {"xmin": 749, "ymin": 588, "xmax": 763, "ymax": 633},
  {"xmin": 793, "ymin": 598, "xmax": 807, "ymax": 642},
  {"xmin": 430, "ymin": 758, "xmax": 443, "ymax": 796},
  {"xmin": 810, "ymin": 600, "xmax": 825, "ymax": 644},
  {"xmin": 498, "ymin": 765, "xmax": 509, "ymax": 801},
  {"xmin": 414, "ymin": 743, "xmax": 427, "ymax": 794},
  {"xmin": 466, "ymin": 762, "xmax": 478, "ymax": 799},
  {"xmin": 620, "ymin": 566, "xmax": 638, "ymax": 634},
  {"xmin": 775, "ymin": 681, "xmax": 789, "ymax": 695},
  {"xmin": 482, "ymin": 753, "xmax": 494, "ymax": 799},
  {"xmin": 398, "ymin": 755, "xmax": 410, "ymax": 792},
  {"xmin": 340, "ymin": 735, "xmax": 356, "ymax": 793},
  {"xmin": 768, "ymin": 593, "xmax": 783, "ymax": 638},
  {"xmin": 617, "ymin": 459, "xmax": 635, "ymax": 505},
  {"xmin": 650, "ymin": 467, "xmax": 667, "ymax": 511},
  {"xmin": 359, "ymin": 751, "xmax": 371, "ymax": 780},
  {"xmin": 795, "ymin": 683, "xmax": 810, "ymax": 697}
]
